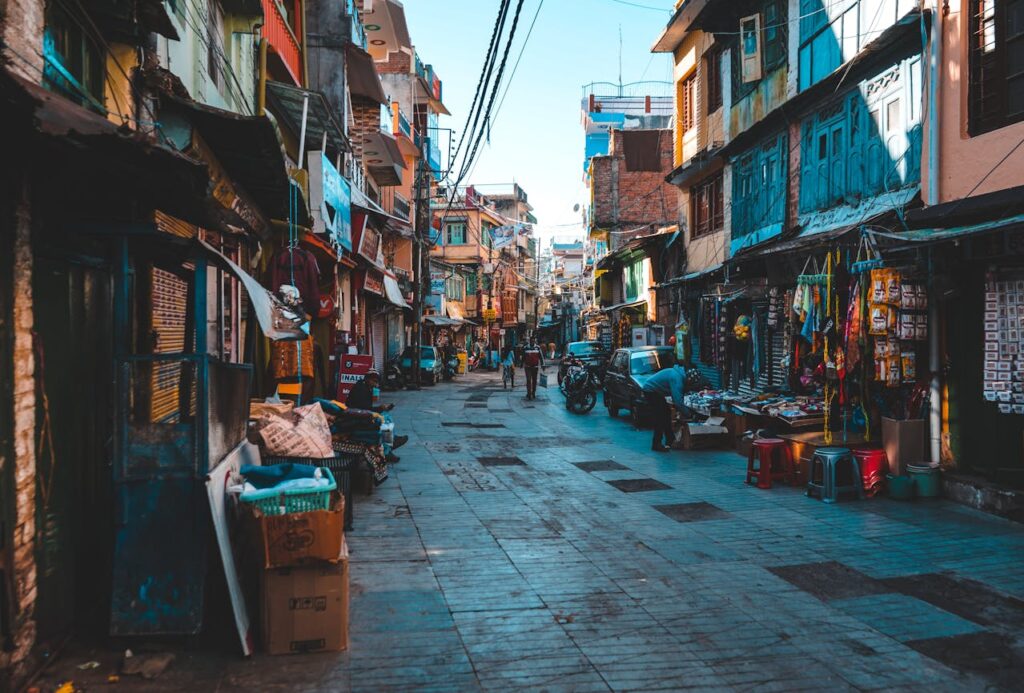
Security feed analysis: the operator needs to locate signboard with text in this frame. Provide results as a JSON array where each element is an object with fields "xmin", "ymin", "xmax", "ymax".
[
  {"xmin": 358, "ymin": 225, "xmax": 381, "ymax": 265},
  {"xmin": 308, "ymin": 151, "xmax": 352, "ymax": 252},
  {"xmin": 364, "ymin": 270, "xmax": 384, "ymax": 295},
  {"xmin": 336, "ymin": 354, "xmax": 374, "ymax": 403},
  {"xmin": 482, "ymin": 308, "xmax": 497, "ymax": 321}
]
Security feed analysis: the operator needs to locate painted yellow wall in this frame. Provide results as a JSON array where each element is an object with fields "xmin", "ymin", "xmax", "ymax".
[{"xmin": 105, "ymin": 43, "xmax": 137, "ymax": 127}]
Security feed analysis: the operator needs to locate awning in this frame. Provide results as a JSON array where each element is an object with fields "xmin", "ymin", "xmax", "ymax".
[
  {"xmin": 383, "ymin": 273, "xmax": 411, "ymax": 309},
  {"xmin": 363, "ymin": 0, "xmax": 412, "ymax": 60},
  {"xmin": 198, "ymin": 240, "xmax": 307, "ymax": 341},
  {"xmin": 905, "ymin": 183, "xmax": 1024, "ymax": 229},
  {"xmin": 666, "ymin": 148, "xmax": 724, "ymax": 188},
  {"xmin": 351, "ymin": 184, "xmax": 413, "ymax": 235},
  {"xmin": 656, "ymin": 263, "xmax": 725, "ymax": 289},
  {"xmin": 346, "ymin": 44, "xmax": 388, "ymax": 104},
  {"xmin": 4, "ymin": 69, "xmax": 209, "ymax": 224},
  {"xmin": 363, "ymin": 131, "xmax": 406, "ymax": 186},
  {"xmin": 446, "ymin": 303, "xmax": 465, "ymax": 321},
  {"xmin": 265, "ymin": 81, "xmax": 350, "ymax": 155},
  {"xmin": 600, "ymin": 299, "xmax": 647, "ymax": 314},
  {"xmin": 423, "ymin": 315, "xmax": 461, "ymax": 326},
  {"xmin": 161, "ymin": 93, "xmax": 295, "ymax": 222},
  {"xmin": 867, "ymin": 212, "xmax": 1024, "ymax": 247}
]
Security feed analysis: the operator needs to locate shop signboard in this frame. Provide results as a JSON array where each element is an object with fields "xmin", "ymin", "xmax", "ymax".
[
  {"xmin": 364, "ymin": 270, "xmax": 384, "ymax": 295},
  {"xmin": 632, "ymin": 327, "xmax": 648, "ymax": 347},
  {"xmin": 482, "ymin": 308, "xmax": 497, "ymax": 321},
  {"xmin": 358, "ymin": 224, "xmax": 381, "ymax": 265},
  {"xmin": 430, "ymin": 271, "xmax": 446, "ymax": 295},
  {"xmin": 308, "ymin": 152, "xmax": 352, "ymax": 252},
  {"xmin": 336, "ymin": 354, "xmax": 375, "ymax": 402},
  {"xmin": 489, "ymin": 224, "xmax": 519, "ymax": 249}
]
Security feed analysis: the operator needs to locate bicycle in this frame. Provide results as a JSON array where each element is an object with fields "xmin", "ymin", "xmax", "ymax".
[{"xmin": 502, "ymin": 363, "xmax": 515, "ymax": 389}]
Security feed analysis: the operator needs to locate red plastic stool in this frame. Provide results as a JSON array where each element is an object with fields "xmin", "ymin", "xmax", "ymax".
[
  {"xmin": 746, "ymin": 438, "xmax": 792, "ymax": 489},
  {"xmin": 854, "ymin": 449, "xmax": 888, "ymax": 497}
]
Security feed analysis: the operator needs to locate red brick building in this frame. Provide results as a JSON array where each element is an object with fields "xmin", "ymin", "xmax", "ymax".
[{"xmin": 590, "ymin": 129, "xmax": 679, "ymax": 252}]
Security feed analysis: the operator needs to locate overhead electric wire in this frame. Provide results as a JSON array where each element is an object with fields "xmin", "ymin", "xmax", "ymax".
[
  {"xmin": 446, "ymin": 0, "xmax": 511, "ymax": 178},
  {"xmin": 455, "ymin": 0, "xmax": 528, "ymax": 187},
  {"xmin": 436, "ymin": 0, "xmax": 527, "ymax": 250}
]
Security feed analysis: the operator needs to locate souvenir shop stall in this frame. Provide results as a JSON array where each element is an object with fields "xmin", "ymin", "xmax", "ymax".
[{"xmin": 680, "ymin": 235, "xmax": 935, "ymax": 497}]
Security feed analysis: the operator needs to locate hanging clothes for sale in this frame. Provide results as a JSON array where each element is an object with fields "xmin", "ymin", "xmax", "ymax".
[
  {"xmin": 270, "ymin": 334, "xmax": 315, "ymax": 380},
  {"xmin": 269, "ymin": 246, "xmax": 322, "ymax": 317}
]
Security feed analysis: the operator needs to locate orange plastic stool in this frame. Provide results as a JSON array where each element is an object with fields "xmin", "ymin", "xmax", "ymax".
[{"xmin": 746, "ymin": 438, "xmax": 792, "ymax": 489}]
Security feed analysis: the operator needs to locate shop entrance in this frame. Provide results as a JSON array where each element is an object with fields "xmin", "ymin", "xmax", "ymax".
[{"xmin": 31, "ymin": 250, "xmax": 115, "ymax": 643}]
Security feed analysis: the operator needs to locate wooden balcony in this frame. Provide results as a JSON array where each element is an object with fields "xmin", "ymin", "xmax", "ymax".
[{"xmin": 262, "ymin": 0, "xmax": 302, "ymax": 86}]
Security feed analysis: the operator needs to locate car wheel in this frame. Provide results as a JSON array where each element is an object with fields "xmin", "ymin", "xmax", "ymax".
[{"xmin": 605, "ymin": 392, "xmax": 618, "ymax": 417}]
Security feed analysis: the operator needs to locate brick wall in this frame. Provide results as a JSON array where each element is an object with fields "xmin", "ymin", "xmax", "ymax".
[
  {"xmin": 1, "ymin": 0, "xmax": 44, "ymax": 83},
  {"xmin": 350, "ymin": 100, "xmax": 379, "ymax": 164},
  {"xmin": 376, "ymin": 51, "xmax": 411, "ymax": 75},
  {"xmin": 0, "ymin": 181, "xmax": 37, "ymax": 684},
  {"xmin": 591, "ymin": 156, "xmax": 614, "ymax": 227},
  {"xmin": 591, "ymin": 129, "xmax": 680, "ymax": 237}
]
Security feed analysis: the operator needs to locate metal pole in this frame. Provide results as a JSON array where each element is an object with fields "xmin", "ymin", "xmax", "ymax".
[{"xmin": 412, "ymin": 143, "xmax": 427, "ymax": 389}]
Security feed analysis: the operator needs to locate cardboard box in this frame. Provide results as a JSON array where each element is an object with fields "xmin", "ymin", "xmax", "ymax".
[
  {"xmin": 248, "ymin": 492, "xmax": 344, "ymax": 569},
  {"xmin": 261, "ymin": 539, "xmax": 349, "ymax": 655},
  {"xmin": 678, "ymin": 422, "xmax": 731, "ymax": 450},
  {"xmin": 882, "ymin": 417, "xmax": 925, "ymax": 477}
]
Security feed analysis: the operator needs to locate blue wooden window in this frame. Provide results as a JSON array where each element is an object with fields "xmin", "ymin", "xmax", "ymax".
[
  {"xmin": 446, "ymin": 223, "xmax": 466, "ymax": 245},
  {"xmin": 732, "ymin": 0, "xmax": 788, "ymax": 103},
  {"xmin": 731, "ymin": 131, "xmax": 788, "ymax": 245},
  {"xmin": 799, "ymin": 58, "xmax": 923, "ymax": 213},
  {"xmin": 799, "ymin": 0, "xmax": 917, "ymax": 92}
]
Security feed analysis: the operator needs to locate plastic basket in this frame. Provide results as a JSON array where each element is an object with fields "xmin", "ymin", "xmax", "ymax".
[
  {"xmin": 240, "ymin": 467, "xmax": 336, "ymax": 516},
  {"xmin": 262, "ymin": 454, "xmax": 356, "ymax": 476}
]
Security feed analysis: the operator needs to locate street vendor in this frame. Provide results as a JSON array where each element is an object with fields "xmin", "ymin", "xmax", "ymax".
[
  {"xmin": 641, "ymin": 363, "xmax": 688, "ymax": 452},
  {"xmin": 346, "ymin": 370, "xmax": 409, "ymax": 459}
]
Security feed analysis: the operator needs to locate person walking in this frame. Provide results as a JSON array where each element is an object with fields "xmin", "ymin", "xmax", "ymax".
[
  {"xmin": 501, "ymin": 347, "xmax": 516, "ymax": 389},
  {"xmin": 641, "ymin": 363, "xmax": 688, "ymax": 452},
  {"xmin": 522, "ymin": 339, "xmax": 544, "ymax": 400}
]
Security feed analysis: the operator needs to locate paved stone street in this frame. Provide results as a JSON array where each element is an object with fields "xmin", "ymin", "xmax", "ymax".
[{"xmin": 40, "ymin": 367, "xmax": 1024, "ymax": 691}]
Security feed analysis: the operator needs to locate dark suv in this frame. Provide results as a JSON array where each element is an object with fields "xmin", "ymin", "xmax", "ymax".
[
  {"xmin": 602, "ymin": 346, "xmax": 676, "ymax": 424},
  {"xmin": 557, "ymin": 341, "xmax": 609, "ymax": 384}
]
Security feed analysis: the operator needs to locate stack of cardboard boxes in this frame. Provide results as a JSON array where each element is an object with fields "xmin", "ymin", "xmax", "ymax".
[{"xmin": 247, "ymin": 491, "xmax": 350, "ymax": 655}]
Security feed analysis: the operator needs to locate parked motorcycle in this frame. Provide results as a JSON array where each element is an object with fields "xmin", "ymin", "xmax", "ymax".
[
  {"xmin": 442, "ymin": 355, "xmax": 459, "ymax": 381},
  {"xmin": 563, "ymin": 363, "xmax": 600, "ymax": 414},
  {"xmin": 382, "ymin": 355, "xmax": 406, "ymax": 391}
]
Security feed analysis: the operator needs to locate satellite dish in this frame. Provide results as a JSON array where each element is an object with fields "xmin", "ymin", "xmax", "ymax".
[{"xmin": 573, "ymin": 204, "xmax": 580, "ymax": 212}]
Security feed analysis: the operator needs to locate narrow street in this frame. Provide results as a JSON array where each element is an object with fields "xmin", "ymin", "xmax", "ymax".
[{"xmin": 41, "ymin": 367, "xmax": 1024, "ymax": 692}]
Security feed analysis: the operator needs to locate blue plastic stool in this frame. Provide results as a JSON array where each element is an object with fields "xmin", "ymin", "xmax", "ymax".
[{"xmin": 806, "ymin": 447, "xmax": 863, "ymax": 503}]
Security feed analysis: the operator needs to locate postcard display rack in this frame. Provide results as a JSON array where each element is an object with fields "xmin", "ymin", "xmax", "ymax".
[{"xmin": 984, "ymin": 278, "xmax": 1024, "ymax": 415}]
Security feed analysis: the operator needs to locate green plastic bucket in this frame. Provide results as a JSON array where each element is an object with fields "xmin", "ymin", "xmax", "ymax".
[
  {"xmin": 887, "ymin": 474, "xmax": 914, "ymax": 500},
  {"xmin": 907, "ymin": 464, "xmax": 941, "ymax": 498}
]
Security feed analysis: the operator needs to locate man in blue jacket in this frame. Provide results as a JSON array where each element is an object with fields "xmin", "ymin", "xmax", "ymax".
[{"xmin": 641, "ymin": 364, "xmax": 688, "ymax": 452}]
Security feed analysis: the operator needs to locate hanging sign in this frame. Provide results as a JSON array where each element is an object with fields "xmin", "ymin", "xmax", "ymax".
[
  {"xmin": 482, "ymin": 308, "xmax": 497, "ymax": 321},
  {"xmin": 430, "ymin": 271, "xmax": 446, "ymax": 295},
  {"xmin": 358, "ymin": 225, "xmax": 381, "ymax": 265},
  {"xmin": 363, "ymin": 270, "xmax": 384, "ymax": 295},
  {"xmin": 489, "ymin": 224, "xmax": 519, "ymax": 249},
  {"xmin": 308, "ymin": 152, "xmax": 352, "ymax": 252}
]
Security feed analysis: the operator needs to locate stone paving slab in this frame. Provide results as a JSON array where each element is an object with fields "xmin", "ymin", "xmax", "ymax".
[{"xmin": 37, "ymin": 367, "xmax": 1024, "ymax": 691}]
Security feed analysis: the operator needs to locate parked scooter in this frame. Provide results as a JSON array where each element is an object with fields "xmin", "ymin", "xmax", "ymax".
[
  {"xmin": 382, "ymin": 355, "xmax": 406, "ymax": 391},
  {"xmin": 563, "ymin": 362, "xmax": 600, "ymax": 414},
  {"xmin": 442, "ymin": 355, "xmax": 459, "ymax": 381}
]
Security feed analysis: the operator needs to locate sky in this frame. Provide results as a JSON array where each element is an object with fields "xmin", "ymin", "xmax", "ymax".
[{"xmin": 401, "ymin": 0, "xmax": 675, "ymax": 245}]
